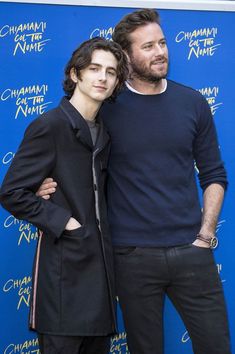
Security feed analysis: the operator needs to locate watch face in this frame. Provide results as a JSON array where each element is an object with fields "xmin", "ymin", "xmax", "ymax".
[{"xmin": 210, "ymin": 237, "xmax": 218, "ymax": 249}]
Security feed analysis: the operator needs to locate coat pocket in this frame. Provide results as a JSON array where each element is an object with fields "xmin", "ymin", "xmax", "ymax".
[{"xmin": 63, "ymin": 224, "xmax": 86, "ymax": 238}]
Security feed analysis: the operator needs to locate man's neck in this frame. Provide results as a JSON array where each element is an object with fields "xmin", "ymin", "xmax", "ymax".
[
  {"xmin": 69, "ymin": 93, "xmax": 101, "ymax": 121},
  {"xmin": 127, "ymin": 77, "xmax": 167, "ymax": 95}
]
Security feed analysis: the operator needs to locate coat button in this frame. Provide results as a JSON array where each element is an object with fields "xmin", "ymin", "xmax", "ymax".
[
  {"xmin": 96, "ymin": 219, "xmax": 100, "ymax": 225},
  {"xmin": 94, "ymin": 184, "xmax": 97, "ymax": 190}
]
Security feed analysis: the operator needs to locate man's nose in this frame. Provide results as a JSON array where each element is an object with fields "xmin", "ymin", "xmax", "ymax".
[
  {"xmin": 154, "ymin": 44, "xmax": 165, "ymax": 56},
  {"xmin": 98, "ymin": 70, "xmax": 107, "ymax": 81}
]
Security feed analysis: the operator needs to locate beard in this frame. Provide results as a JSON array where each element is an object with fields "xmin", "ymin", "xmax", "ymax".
[{"xmin": 129, "ymin": 55, "xmax": 168, "ymax": 83}]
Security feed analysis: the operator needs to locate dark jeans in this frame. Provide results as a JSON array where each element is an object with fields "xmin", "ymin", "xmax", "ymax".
[
  {"xmin": 114, "ymin": 244, "xmax": 231, "ymax": 354},
  {"xmin": 38, "ymin": 334, "xmax": 110, "ymax": 354}
]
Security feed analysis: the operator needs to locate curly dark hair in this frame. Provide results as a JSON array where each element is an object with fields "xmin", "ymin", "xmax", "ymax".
[
  {"xmin": 63, "ymin": 37, "xmax": 129, "ymax": 101},
  {"xmin": 112, "ymin": 9, "xmax": 161, "ymax": 54}
]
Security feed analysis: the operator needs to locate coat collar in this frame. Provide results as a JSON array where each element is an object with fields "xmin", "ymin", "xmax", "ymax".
[{"xmin": 59, "ymin": 97, "xmax": 109, "ymax": 151}]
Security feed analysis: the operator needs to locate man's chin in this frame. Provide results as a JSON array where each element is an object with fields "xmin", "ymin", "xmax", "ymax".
[
  {"xmin": 150, "ymin": 66, "xmax": 168, "ymax": 79},
  {"xmin": 151, "ymin": 69, "xmax": 167, "ymax": 79},
  {"xmin": 143, "ymin": 74, "xmax": 167, "ymax": 84}
]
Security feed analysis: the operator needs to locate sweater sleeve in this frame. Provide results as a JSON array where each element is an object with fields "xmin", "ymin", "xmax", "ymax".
[
  {"xmin": 0, "ymin": 117, "xmax": 71, "ymax": 238},
  {"xmin": 193, "ymin": 94, "xmax": 228, "ymax": 191}
]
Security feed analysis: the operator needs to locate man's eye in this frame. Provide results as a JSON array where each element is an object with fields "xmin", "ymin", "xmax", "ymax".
[
  {"xmin": 108, "ymin": 71, "xmax": 116, "ymax": 76},
  {"xmin": 160, "ymin": 41, "xmax": 166, "ymax": 47},
  {"xmin": 143, "ymin": 44, "xmax": 153, "ymax": 50},
  {"xmin": 90, "ymin": 67, "xmax": 98, "ymax": 71}
]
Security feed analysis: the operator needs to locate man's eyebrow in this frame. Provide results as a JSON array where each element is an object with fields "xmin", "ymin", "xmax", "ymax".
[
  {"xmin": 89, "ymin": 62, "xmax": 117, "ymax": 72},
  {"xmin": 141, "ymin": 37, "xmax": 166, "ymax": 46},
  {"xmin": 140, "ymin": 41, "xmax": 153, "ymax": 47},
  {"xmin": 142, "ymin": 40, "xmax": 154, "ymax": 44}
]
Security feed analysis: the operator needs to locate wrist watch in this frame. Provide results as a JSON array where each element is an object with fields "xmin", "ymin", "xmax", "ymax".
[{"xmin": 196, "ymin": 233, "xmax": 218, "ymax": 249}]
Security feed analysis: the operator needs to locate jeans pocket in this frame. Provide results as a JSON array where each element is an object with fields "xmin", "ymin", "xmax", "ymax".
[
  {"xmin": 114, "ymin": 246, "xmax": 137, "ymax": 256},
  {"xmin": 191, "ymin": 243, "xmax": 211, "ymax": 251}
]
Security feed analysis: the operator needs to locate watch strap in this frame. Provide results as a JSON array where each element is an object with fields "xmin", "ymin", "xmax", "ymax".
[{"xmin": 196, "ymin": 233, "xmax": 218, "ymax": 249}]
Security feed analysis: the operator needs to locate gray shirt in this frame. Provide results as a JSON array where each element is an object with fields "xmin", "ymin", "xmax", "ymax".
[{"xmin": 86, "ymin": 119, "xmax": 99, "ymax": 146}]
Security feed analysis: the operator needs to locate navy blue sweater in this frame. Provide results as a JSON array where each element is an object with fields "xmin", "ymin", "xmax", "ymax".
[{"xmin": 101, "ymin": 80, "xmax": 227, "ymax": 247}]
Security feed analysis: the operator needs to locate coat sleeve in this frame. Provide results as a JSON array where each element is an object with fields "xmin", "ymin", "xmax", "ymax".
[
  {"xmin": 193, "ymin": 94, "xmax": 228, "ymax": 191},
  {"xmin": 0, "ymin": 116, "xmax": 71, "ymax": 239}
]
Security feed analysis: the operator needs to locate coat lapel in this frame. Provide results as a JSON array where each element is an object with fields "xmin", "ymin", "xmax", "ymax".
[
  {"xmin": 95, "ymin": 114, "xmax": 110, "ymax": 152},
  {"xmin": 59, "ymin": 97, "xmax": 93, "ymax": 150},
  {"xmin": 60, "ymin": 97, "xmax": 110, "ymax": 152}
]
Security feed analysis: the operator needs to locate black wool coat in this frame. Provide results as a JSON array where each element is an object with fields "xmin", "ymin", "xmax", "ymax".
[{"xmin": 0, "ymin": 97, "xmax": 116, "ymax": 336}]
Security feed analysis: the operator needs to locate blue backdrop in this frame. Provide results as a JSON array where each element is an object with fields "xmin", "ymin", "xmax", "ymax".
[{"xmin": 0, "ymin": 2, "xmax": 235, "ymax": 353}]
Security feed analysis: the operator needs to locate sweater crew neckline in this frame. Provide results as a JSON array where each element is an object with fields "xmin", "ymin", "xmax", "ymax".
[{"xmin": 125, "ymin": 79, "xmax": 167, "ymax": 96}]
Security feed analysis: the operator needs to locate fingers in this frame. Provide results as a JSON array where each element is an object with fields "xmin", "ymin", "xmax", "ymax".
[
  {"xmin": 38, "ymin": 182, "xmax": 57, "ymax": 192},
  {"xmin": 36, "ymin": 178, "xmax": 57, "ymax": 199},
  {"xmin": 40, "ymin": 178, "xmax": 57, "ymax": 189},
  {"xmin": 36, "ymin": 187, "xmax": 56, "ymax": 197},
  {"xmin": 41, "ymin": 180, "xmax": 57, "ymax": 189},
  {"xmin": 38, "ymin": 180, "xmax": 57, "ymax": 192},
  {"xmin": 41, "ymin": 195, "xmax": 50, "ymax": 200},
  {"xmin": 43, "ymin": 177, "xmax": 55, "ymax": 183}
]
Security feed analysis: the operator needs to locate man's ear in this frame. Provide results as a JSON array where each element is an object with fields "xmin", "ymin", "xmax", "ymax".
[
  {"xmin": 123, "ymin": 50, "xmax": 132, "ymax": 79},
  {"xmin": 123, "ymin": 49, "xmax": 132, "ymax": 73},
  {"xmin": 70, "ymin": 68, "xmax": 78, "ymax": 83},
  {"xmin": 124, "ymin": 50, "xmax": 131, "ymax": 64}
]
